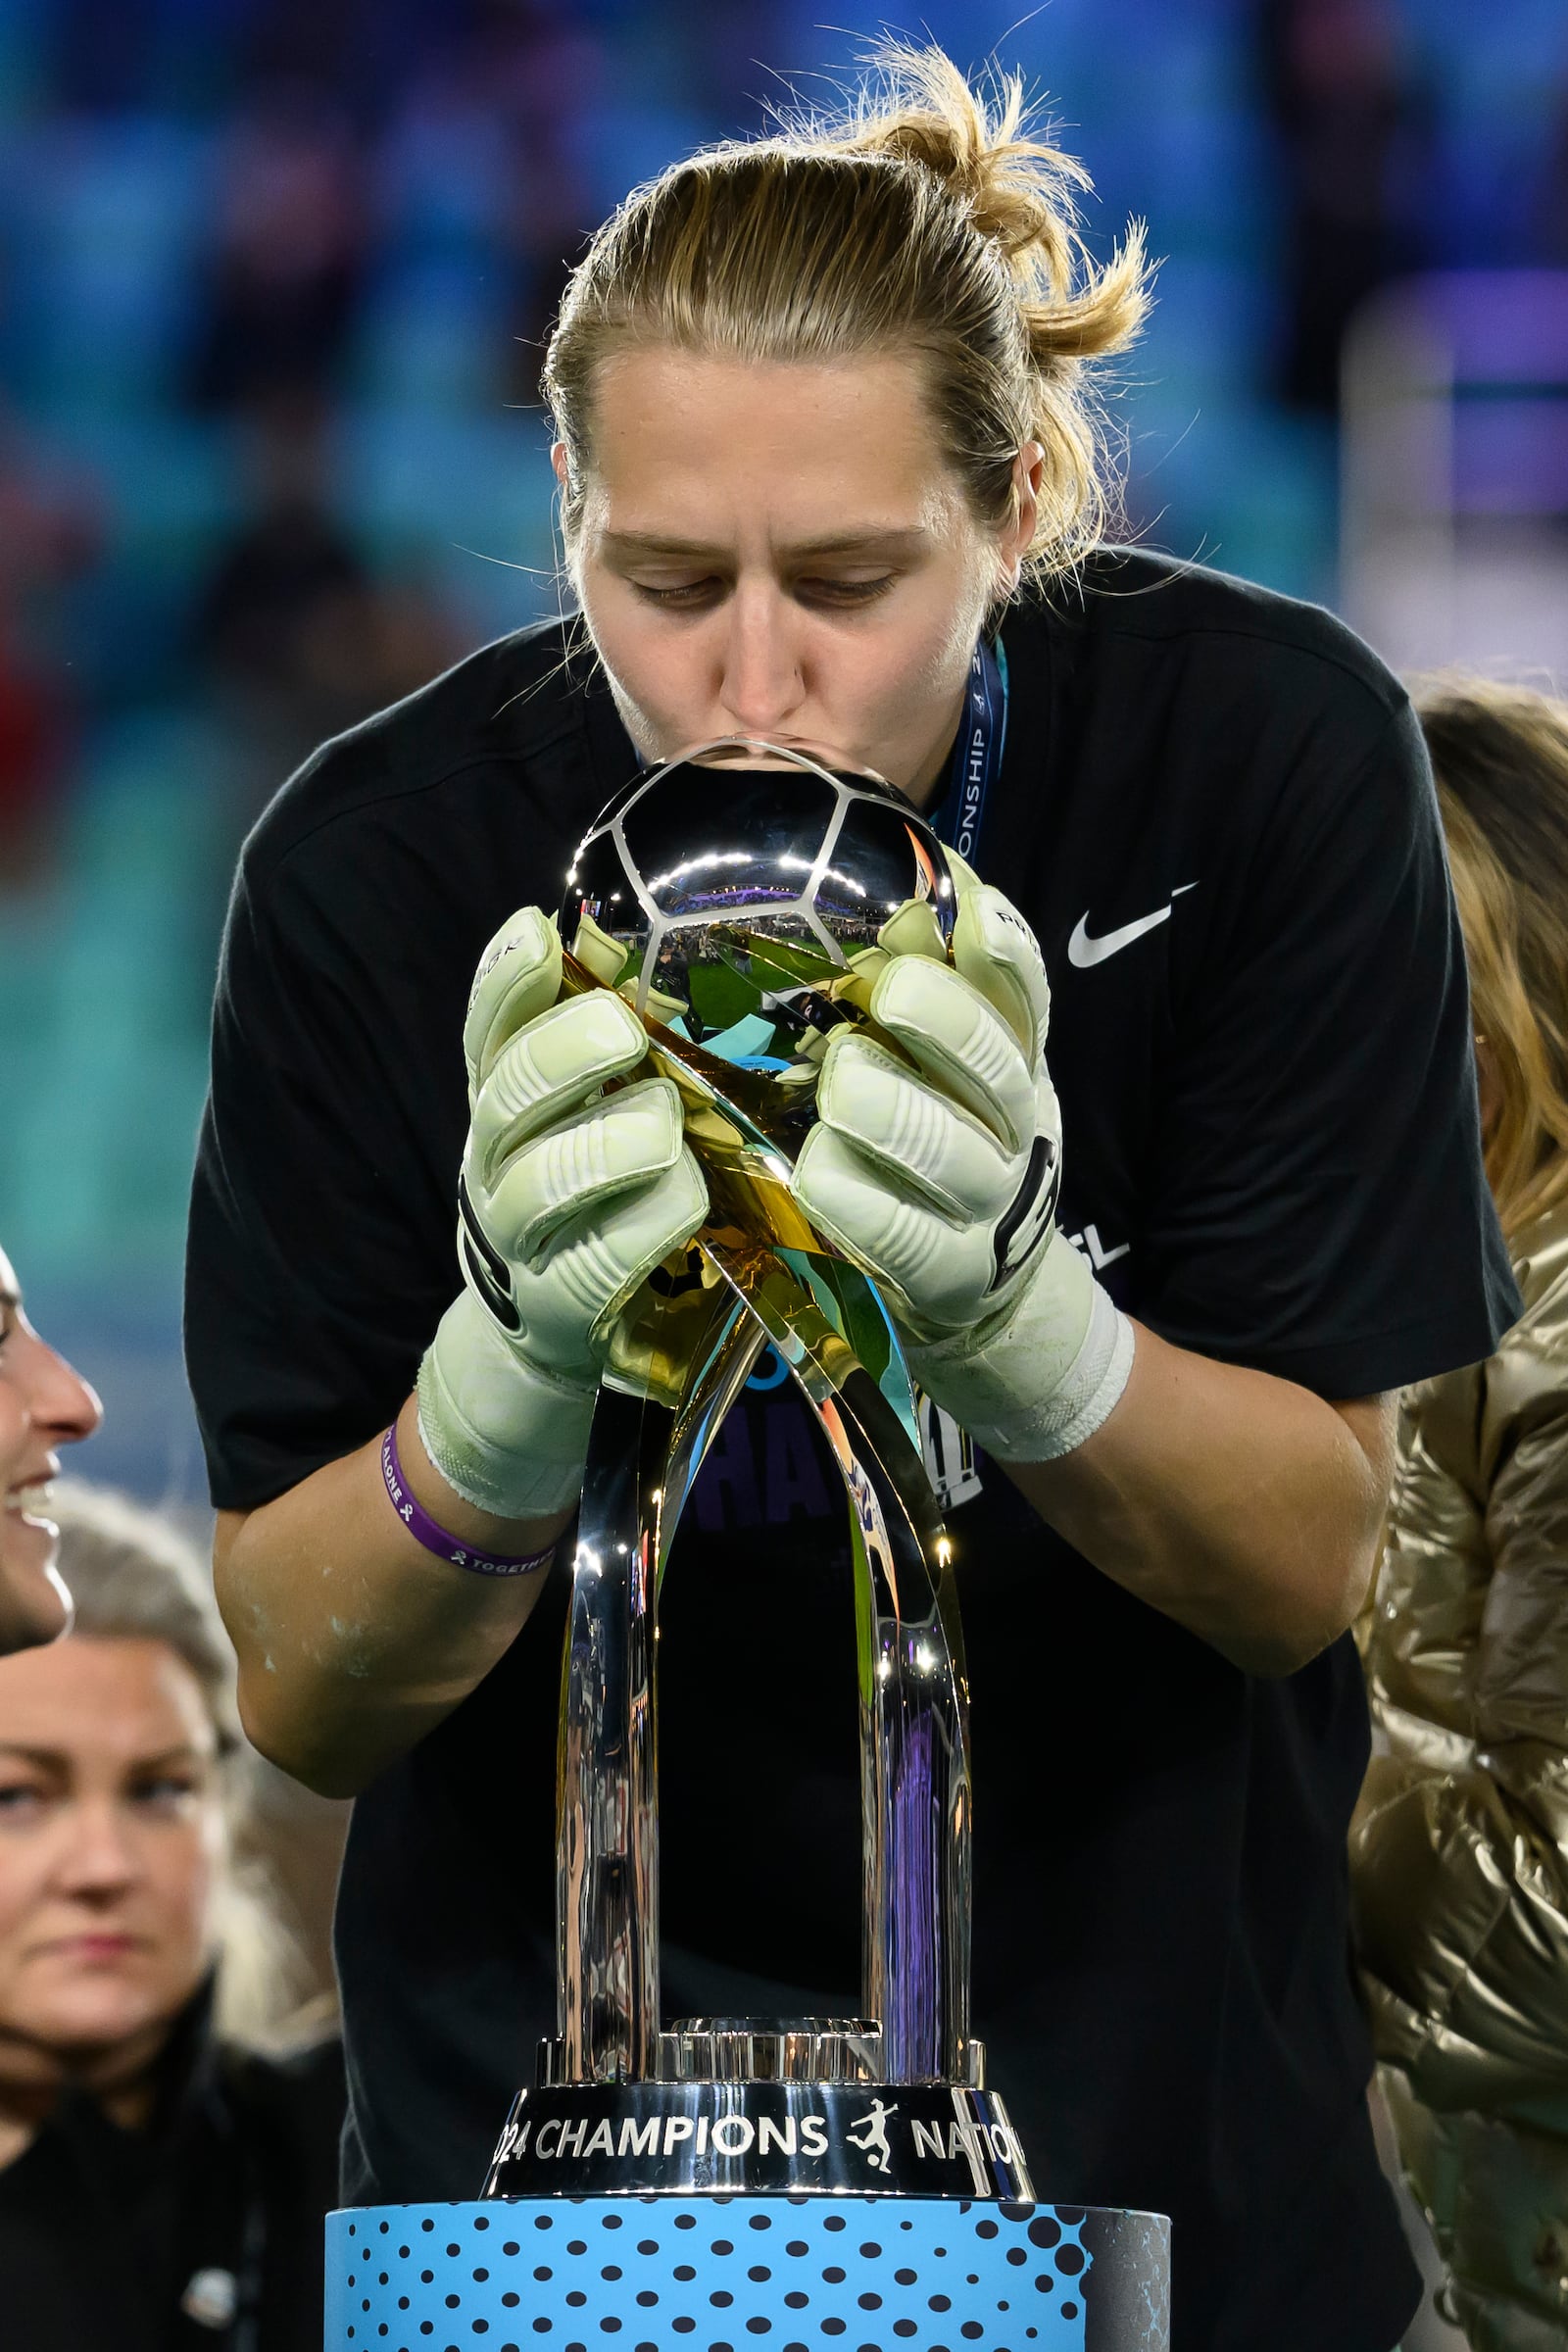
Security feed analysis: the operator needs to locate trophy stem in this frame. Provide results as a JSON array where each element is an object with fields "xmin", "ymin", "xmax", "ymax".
[{"xmin": 556, "ymin": 1384, "xmax": 667, "ymax": 2083}]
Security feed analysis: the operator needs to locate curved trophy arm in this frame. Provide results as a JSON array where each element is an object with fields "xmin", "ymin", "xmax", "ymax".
[
  {"xmin": 656, "ymin": 1289, "xmax": 771, "ymax": 1579},
  {"xmin": 702, "ymin": 1243, "xmax": 973, "ymax": 2087},
  {"xmin": 557, "ymin": 1287, "xmax": 766, "ymax": 2084}
]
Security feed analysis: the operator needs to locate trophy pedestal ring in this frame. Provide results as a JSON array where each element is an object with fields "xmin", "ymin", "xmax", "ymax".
[{"xmin": 326, "ymin": 2193, "xmax": 1170, "ymax": 2350}]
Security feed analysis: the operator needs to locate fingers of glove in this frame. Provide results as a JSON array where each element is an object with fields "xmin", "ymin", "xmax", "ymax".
[
  {"xmin": 952, "ymin": 881, "xmax": 1051, "ymax": 1061},
  {"xmin": 519, "ymin": 1148, "xmax": 710, "ymax": 1368},
  {"xmin": 464, "ymin": 906, "xmax": 563, "ymax": 1088},
  {"xmin": 470, "ymin": 989, "xmax": 650, "ymax": 1179},
  {"xmin": 482, "ymin": 1077, "xmax": 685, "ymax": 1261},
  {"xmin": 793, "ymin": 1124, "xmax": 991, "ymax": 1327},
  {"xmin": 812, "ymin": 1031, "xmax": 1018, "ymax": 1221},
  {"xmin": 566, "ymin": 908, "xmax": 630, "ymax": 987},
  {"xmin": 865, "ymin": 954, "xmax": 1036, "ymax": 1156},
  {"xmin": 875, "ymin": 894, "xmax": 948, "ymax": 962},
  {"xmin": 944, "ymin": 845, "xmax": 983, "ymax": 899}
]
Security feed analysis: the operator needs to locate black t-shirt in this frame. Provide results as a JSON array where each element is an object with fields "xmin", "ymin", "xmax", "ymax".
[
  {"xmin": 0, "ymin": 1991, "xmax": 345, "ymax": 2352},
  {"xmin": 186, "ymin": 549, "xmax": 1517, "ymax": 2352}
]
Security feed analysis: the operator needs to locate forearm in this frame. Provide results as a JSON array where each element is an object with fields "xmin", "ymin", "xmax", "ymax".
[
  {"xmin": 216, "ymin": 1394, "xmax": 570, "ymax": 1796},
  {"xmin": 1004, "ymin": 1321, "xmax": 1391, "ymax": 1676}
]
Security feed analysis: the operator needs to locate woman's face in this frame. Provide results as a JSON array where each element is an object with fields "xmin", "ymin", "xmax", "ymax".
[
  {"xmin": 0, "ymin": 1250, "xmax": 102, "ymax": 1651},
  {"xmin": 560, "ymin": 349, "xmax": 1040, "ymax": 802},
  {"xmin": 0, "ymin": 1636, "xmax": 222, "ymax": 2072}
]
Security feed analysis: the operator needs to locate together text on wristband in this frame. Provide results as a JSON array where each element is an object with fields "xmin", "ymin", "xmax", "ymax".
[{"xmin": 380, "ymin": 1421, "xmax": 557, "ymax": 1577}]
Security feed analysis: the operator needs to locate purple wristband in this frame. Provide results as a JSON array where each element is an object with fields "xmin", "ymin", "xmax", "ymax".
[{"xmin": 381, "ymin": 1422, "xmax": 556, "ymax": 1578}]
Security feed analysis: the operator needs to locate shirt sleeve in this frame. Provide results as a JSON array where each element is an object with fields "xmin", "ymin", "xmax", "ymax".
[
  {"xmin": 1133, "ymin": 695, "xmax": 1519, "ymax": 1396},
  {"xmin": 184, "ymin": 808, "xmax": 469, "ymax": 1512}
]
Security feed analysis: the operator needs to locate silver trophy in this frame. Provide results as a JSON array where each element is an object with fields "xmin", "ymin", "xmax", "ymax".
[
  {"xmin": 484, "ymin": 742, "xmax": 1031, "ymax": 2200},
  {"xmin": 324, "ymin": 746, "xmax": 1173, "ymax": 2348}
]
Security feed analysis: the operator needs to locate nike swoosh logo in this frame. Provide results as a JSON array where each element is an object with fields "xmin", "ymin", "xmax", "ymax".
[{"xmin": 1067, "ymin": 885, "xmax": 1198, "ymax": 969}]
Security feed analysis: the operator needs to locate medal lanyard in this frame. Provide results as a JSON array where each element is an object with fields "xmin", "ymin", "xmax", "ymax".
[{"xmin": 930, "ymin": 633, "xmax": 1008, "ymax": 870}]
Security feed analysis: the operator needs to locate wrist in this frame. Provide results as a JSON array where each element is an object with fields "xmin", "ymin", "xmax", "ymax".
[
  {"xmin": 416, "ymin": 1292, "xmax": 595, "ymax": 1520},
  {"xmin": 385, "ymin": 1407, "xmax": 564, "ymax": 1572},
  {"xmin": 906, "ymin": 1230, "xmax": 1135, "ymax": 1463}
]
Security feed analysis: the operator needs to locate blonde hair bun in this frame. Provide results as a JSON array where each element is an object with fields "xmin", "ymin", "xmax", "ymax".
[
  {"xmin": 832, "ymin": 44, "xmax": 1151, "ymax": 368},
  {"xmin": 546, "ymin": 42, "xmax": 1153, "ymax": 580}
]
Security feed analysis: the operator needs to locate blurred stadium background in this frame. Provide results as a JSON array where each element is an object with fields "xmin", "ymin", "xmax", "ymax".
[{"xmin": 0, "ymin": 0, "xmax": 1565, "ymax": 1504}]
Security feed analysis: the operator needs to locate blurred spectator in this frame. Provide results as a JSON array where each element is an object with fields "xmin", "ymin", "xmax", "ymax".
[
  {"xmin": 0, "ymin": 418, "xmax": 100, "ymax": 887},
  {"xmin": 1257, "ymin": 0, "xmax": 1428, "ymax": 412},
  {"xmin": 1352, "ymin": 678, "xmax": 1568, "ymax": 2351},
  {"xmin": 437, "ymin": 6, "xmax": 604, "ymax": 403},
  {"xmin": 44, "ymin": 0, "xmax": 168, "ymax": 114},
  {"xmin": 192, "ymin": 397, "xmax": 460, "ymax": 810},
  {"xmin": 0, "ymin": 1478, "xmax": 343, "ymax": 2351},
  {"xmin": 193, "ymin": 398, "xmax": 367, "ymax": 704},
  {"xmin": 0, "ymin": 656, "xmax": 65, "ymax": 889},
  {"xmin": 185, "ymin": 88, "xmax": 368, "ymax": 414},
  {"xmin": 242, "ymin": 0, "xmax": 439, "ymax": 120},
  {"xmin": 1543, "ymin": 71, "xmax": 1568, "ymax": 266}
]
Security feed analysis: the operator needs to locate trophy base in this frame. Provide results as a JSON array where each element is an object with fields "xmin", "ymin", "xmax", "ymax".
[{"xmin": 327, "ymin": 2193, "xmax": 1171, "ymax": 2350}]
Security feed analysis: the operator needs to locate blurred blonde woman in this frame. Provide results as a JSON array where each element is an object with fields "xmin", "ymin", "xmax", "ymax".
[
  {"xmin": 0, "ymin": 1474, "xmax": 342, "ymax": 2352},
  {"xmin": 1352, "ymin": 678, "xmax": 1568, "ymax": 2352}
]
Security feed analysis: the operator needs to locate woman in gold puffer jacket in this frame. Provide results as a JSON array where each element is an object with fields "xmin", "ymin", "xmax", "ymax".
[{"xmin": 1352, "ymin": 679, "xmax": 1568, "ymax": 2352}]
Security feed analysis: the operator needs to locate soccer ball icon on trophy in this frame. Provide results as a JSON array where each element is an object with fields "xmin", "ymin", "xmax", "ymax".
[{"xmin": 323, "ymin": 743, "xmax": 1172, "ymax": 2351}]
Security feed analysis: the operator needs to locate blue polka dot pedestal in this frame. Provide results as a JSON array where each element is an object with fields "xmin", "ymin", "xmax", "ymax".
[{"xmin": 325, "ymin": 2194, "xmax": 1170, "ymax": 2351}]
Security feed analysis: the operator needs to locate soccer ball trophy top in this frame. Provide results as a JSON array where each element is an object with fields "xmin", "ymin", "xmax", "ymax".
[
  {"xmin": 325, "ymin": 745, "xmax": 1171, "ymax": 2352},
  {"xmin": 559, "ymin": 736, "xmax": 957, "ymax": 1040}
]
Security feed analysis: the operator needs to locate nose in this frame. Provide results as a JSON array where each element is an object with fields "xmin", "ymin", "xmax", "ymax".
[
  {"xmin": 56, "ymin": 1796, "xmax": 139, "ymax": 1901},
  {"xmin": 17, "ymin": 1324, "xmax": 103, "ymax": 1457},
  {"xmin": 716, "ymin": 580, "xmax": 807, "ymax": 739}
]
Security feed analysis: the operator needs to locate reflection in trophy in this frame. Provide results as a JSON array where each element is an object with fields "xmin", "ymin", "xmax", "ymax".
[{"xmin": 324, "ymin": 746, "xmax": 1171, "ymax": 2349}]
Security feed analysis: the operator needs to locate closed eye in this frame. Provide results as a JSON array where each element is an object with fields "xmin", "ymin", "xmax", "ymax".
[
  {"xmin": 629, "ymin": 578, "xmax": 722, "ymax": 610},
  {"xmin": 629, "ymin": 575, "xmax": 898, "ymax": 612},
  {"xmin": 795, "ymin": 575, "xmax": 897, "ymax": 609}
]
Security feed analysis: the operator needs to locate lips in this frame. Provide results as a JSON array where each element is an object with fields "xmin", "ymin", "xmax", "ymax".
[{"xmin": 52, "ymin": 1935, "xmax": 139, "ymax": 1964}]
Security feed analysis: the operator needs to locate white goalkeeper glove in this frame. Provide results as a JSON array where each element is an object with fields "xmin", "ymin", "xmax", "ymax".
[
  {"xmin": 416, "ymin": 907, "xmax": 708, "ymax": 1518},
  {"xmin": 792, "ymin": 868, "xmax": 1133, "ymax": 1464}
]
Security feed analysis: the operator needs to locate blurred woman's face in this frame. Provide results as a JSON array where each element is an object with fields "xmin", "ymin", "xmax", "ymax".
[
  {"xmin": 0, "ymin": 1637, "xmax": 222, "ymax": 2072},
  {"xmin": 559, "ymin": 349, "xmax": 1039, "ymax": 802},
  {"xmin": 0, "ymin": 1248, "xmax": 102, "ymax": 1650}
]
